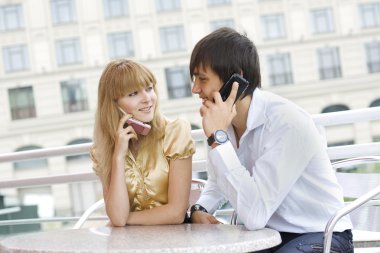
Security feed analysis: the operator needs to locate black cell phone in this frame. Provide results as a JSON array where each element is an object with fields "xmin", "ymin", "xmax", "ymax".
[{"xmin": 219, "ymin": 73, "xmax": 249, "ymax": 103}]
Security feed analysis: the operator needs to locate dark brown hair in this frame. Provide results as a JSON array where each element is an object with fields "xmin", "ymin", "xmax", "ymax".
[{"xmin": 190, "ymin": 27, "xmax": 261, "ymax": 97}]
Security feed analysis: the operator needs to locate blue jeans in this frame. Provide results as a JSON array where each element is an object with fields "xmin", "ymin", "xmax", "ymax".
[{"xmin": 258, "ymin": 229, "xmax": 353, "ymax": 253}]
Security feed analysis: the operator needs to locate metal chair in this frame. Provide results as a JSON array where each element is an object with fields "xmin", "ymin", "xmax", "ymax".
[
  {"xmin": 323, "ymin": 156, "xmax": 380, "ymax": 253},
  {"xmin": 73, "ymin": 179, "xmax": 207, "ymax": 229}
]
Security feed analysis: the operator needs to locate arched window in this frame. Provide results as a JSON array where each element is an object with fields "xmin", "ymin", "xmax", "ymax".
[
  {"xmin": 369, "ymin": 98, "xmax": 380, "ymax": 107},
  {"xmin": 191, "ymin": 124, "xmax": 201, "ymax": 130},
  {"xmin": 14, "ymin": 145, "xmax": 48, "ymax": 169},
  {"xmin": 66, "ymin": 138, "xmax": 92, "ymax": 161},
  {"xmin": 321, "ymin": 104, "xmax": 350, "ymax": 113}
]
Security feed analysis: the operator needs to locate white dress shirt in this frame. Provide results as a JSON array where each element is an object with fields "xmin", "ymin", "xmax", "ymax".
[{"xmin": 197, "ymin": 88, "xmax": 353, "ymax": 233}]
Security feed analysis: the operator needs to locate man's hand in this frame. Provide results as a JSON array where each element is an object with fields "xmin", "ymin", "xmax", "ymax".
[
  {"xmin": 200, "ymin": 82, "xmax": 239, "ymax": 138},
  {"xmin": 191, "ymin": 211, "xmax": 222, "ymax": 224}
]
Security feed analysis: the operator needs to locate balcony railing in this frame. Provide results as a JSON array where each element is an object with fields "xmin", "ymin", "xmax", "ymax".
[{"xmin": 0, "ymin": 107, "xmax": 379, "ymax": 228}]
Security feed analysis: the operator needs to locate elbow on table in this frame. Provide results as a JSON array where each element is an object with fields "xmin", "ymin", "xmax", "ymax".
[
  {"xmin": 168, "ymin": 208, "xmax": 187, "ymax": 224},
  {"xmin": 243, "ymin": 216, "xmax": 266, "ymax": 231},
  {"xmin": 108, "ymin": 215, "xmax": 128, "ymax": 227},
  {"xmin": 107, "ymin": 209, "xmax": 129, "ymax": 227}
]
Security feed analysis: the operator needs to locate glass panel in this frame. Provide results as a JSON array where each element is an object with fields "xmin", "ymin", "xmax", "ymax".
[
  {"xmin": 2, "ymin": 45, "xmax": 29, "ymax": 72},
  {"xmin": 155, "ymin": 0, "xmax": 180, "ymax": 12},
  {"xmin": 207, "ymin": 0, "xmax": 231, "ymax": 6},
  {"xmin": 210, "ymin": 19, "xmax": 235, "ymax": 31},
  {"xmin": 107, "ymin": 32, "xmax": 134, "ymax": 58},
  {"xmin": 50, "ymin": 0, "xmax": 76, "ymax": 25},
  {"xmin": 321, "ymin": 104, "xmax": 349, "ymax": 113},
  {"xmin": 366, "ymin": 42, "xmax": 380, "ymax": 73},
  {"xmin": 159, "ymin": 25, "xmax": 186, "ymax": 53},
  {"xmin": 267, "ymin": 53, "xmax": 293, "ymax": 86},
  {"xmin": 370, "ymin": 98, "xmax": 380, "ymax": 107},
  {"xmin": 66, "ymin": 138, "xmax": 92, "ymax": 161},
  {"xmin": 165, "ymin": 66, "xmax": 191, "ymax": 99},
  {"xmin": 261, "ymin": 14, "xmax": 286, "ymax": 40},
  {"xmin": 13, "ymin": 145, "xmax": 48, "ymax": 169},
  {"xmin": 317, "ymin": 47, "xmax": 342, "ymax": 80},
  {"xmin": 60, "ymin": 80, "xmax": 88, "ymax": 113},
  {"xmin": 311, "ymin": 8, "xmax": 334, "ymax": 34},
  {"xmin": 103, "ymin": 0, "xmax": 128, "ymax": 18},
  {"xmin": 359, "ymin": 3, "xmax": 380, "ymax": 28},
  {"xmin": 56, "ymin": 38, "xmax": 82, "ymax": 66},
  {"xmin": 8, "ymin": 86, "xmax": 36, "ymax": 120},
  {"xmin": 0, "ymin": 4, "xmax": 24, "ymax": 31}
]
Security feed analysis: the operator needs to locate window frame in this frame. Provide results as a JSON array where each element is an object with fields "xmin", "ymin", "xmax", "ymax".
[
  {"xmin": 261, "ymin": 13, "xmax": 286, "ymax": 40},
  {"xmin": 317, "ymin": 47, "xmax": 342, "ymax": 80}
]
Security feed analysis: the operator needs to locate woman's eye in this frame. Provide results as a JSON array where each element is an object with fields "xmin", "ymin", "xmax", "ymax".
[
  {"xmin": 128, "ymin": 91, "xmax": 138, "ymax": 96},
  {"xmin": 146, "ymin": 86, "xmax": 153, "ymax": 92}
]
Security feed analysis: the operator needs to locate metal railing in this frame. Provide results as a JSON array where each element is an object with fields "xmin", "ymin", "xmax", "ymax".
[{"xmin": 0, "ymin": 107, "xmax": 379, "ymax": 228}]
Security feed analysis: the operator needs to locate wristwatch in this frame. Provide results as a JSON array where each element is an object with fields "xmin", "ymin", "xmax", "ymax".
[
  {"xmin": 190, "ymin": 204, "xmax": 208, "ymax": 217},
  {"xmin": 207, "ymin": 130, "xmax": 228, "ymax": 146}
]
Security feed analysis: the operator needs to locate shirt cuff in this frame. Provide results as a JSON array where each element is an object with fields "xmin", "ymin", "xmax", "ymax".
[{"xmin": 209, "ymin": 141, "xmax": 241, "ymax": 178}]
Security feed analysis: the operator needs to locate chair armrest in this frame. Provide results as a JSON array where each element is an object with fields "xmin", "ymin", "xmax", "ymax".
[
  {"xmin": 73, "ymin": 199, "xmax": 105, "ymax": 229},
  {"xmin": 323, "ymin": 185, "xmax": 380, "ymax": 253}
]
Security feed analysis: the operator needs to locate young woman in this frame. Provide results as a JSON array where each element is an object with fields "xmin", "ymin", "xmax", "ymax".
[{"xmin": 91, "ymin": 59, "xmax": 195, "ymax": 226}]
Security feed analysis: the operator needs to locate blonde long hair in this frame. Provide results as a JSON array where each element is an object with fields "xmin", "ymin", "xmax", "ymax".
[{"xmin": 93, "ymin": 59, "xmax": 166, "ymax": 187}]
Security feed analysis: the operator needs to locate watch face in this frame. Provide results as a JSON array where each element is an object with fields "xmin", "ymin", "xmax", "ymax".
[{"xmin": 215, "ymin": 130, "xmax": 228, "ymax": 143}]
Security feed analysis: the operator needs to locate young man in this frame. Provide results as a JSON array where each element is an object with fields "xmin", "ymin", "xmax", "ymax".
[{"xmin": 189, "ymin": 27, "xmax": 353, "ymax": 253}]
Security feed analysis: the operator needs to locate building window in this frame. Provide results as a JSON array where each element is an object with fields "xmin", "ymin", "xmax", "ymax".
[
  {"xmin": 311, "ymin": 8, "xmax": 334, "ymax": 34},
  {"xmin": 14, "ymin": 145, "xmax": 48, "ymax": 169},
  {"xmin": 317, "ymin": 47, "xmax": 342, "ymax": 80},
  {"xmin": 328, "ymin": 140, "xmax": 354, "ymax": 147},
  {"xmin": 2, "ymin": 44, "xmax": 29, "ymax": 72},
  {"xmin": 210, "ymin": 19, "xmax": 234, "ymax": 31},
  {"xmin": 359, "ymin": 3, "xmax": 380, "ymax": 28},
  {"xmin": 155, "ymin": 0, "xmax": 180, "ymax": 12},
  {"xmin": 61, "ymin": 80, "xmax": 88, "ymax": 113},
  {"xmin": 261, "ymin": 14, "xmax": 286, "ymax": 40},
  {"xmin": 103, "ymin": 0, "xmax": 128, "ymax": 18},
  {"xmin": 159, "ymin": 25, "xmax": 186, "ymax": 53},
  {"xmin": 370, "ymin": 98, "xmax": 380, "ymax": 107},
  {"xmin": 165, "ymin": 66, "xmax": 192, "ymax": 99},
  {"xmin": 55, "ymin": 38, "xmax": 82, "ymax": 66},
  {"xmin": 107, "ymin": 32, "xmax": 134, "ymax": 59},
  {"xmin": 0, "ymin": 4, "xmax": 24, "ymax": 31},
  {"xmin": 50, "ymin": 0, "xmax": 77, "ymax": 25},
  {"xmin": 321, "ymin": 104, "xmax": 349, "ymax": 113},
  {"xmin": 8, "ymin": 86, "xmax": 36, "ymax": 120},
  {"xmin": 66, "ymin": 138, "xmax": 92, "ymax": 161},
  {"xmin": 207, "ymin": 0, "xmax": 231, "ymax": 6},
  {"xmin": 366, "ymin": 42, "xmax": 380, "ymax": 73},
  {"xmin": 267, "ymin": 53, "xmax": 293, "ymax": 86}
]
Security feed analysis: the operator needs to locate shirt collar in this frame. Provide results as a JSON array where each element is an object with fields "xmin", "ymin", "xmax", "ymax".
[{"xmin": 246, "ymin": 88, "xmax": 267, "ymax": 131}]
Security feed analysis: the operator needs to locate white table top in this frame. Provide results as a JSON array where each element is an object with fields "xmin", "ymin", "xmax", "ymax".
[{"xmin": 0, "ymin": 224, "xmax": 281, "ymax": 253}]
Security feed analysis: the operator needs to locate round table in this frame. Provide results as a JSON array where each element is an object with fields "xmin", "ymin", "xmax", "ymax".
[{"xmin": 0, "ymin": 224, "xmax": 281, "ymax": 252}]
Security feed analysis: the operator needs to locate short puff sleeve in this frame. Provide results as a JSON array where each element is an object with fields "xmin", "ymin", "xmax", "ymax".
[{"xmin": 163, "ymin": 119, "xmax": 195, "ymax": 161}]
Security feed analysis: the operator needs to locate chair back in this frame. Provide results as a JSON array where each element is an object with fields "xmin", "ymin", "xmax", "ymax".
[{"xmin": 332, "ymin": 156, "xmax": 380, "ymax": 232}]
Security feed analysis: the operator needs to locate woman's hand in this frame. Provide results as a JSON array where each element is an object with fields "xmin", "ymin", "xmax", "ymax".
[{"xmin": 114, "ymin": 114, "xmax": 138, "ymax": 157}]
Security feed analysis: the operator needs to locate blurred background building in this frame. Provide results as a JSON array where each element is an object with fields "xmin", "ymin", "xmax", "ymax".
[{"xmin": 0, "ymin": 0, "xmax": 379, "ymax": 233}]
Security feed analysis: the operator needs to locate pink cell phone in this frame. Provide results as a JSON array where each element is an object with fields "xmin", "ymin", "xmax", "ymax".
[
  {"xmin": 125, "ymin": 117, "xmax": 151, "ymax": 136},
  {"xmin": 117, "ymin": 106, "xmax": 151, "ymax": 135}
]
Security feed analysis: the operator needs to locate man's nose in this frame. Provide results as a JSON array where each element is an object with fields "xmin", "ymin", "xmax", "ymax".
[{"xmin": 192, "ymin": 82, "xmax": 200, "ymax": 94}]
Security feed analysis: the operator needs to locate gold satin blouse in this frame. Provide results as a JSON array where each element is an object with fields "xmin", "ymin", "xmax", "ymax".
[{"xmin": 91, "ymin": 118, "xmax": 195, "ymax": 211}]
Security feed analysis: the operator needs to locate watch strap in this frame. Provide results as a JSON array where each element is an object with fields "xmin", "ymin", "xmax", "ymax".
[
  {"xmin": 190, "ymin": 204, "xmax": 208, "ymax": 217},
  {"xmin": 207, "ymin": 134, "xmax": 215, "ymax": 146}
]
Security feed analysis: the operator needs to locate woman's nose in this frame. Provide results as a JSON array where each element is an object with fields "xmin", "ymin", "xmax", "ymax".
[{"xmin": 140, "ymin": 90, "xmax": 151, "ymax": 102}]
